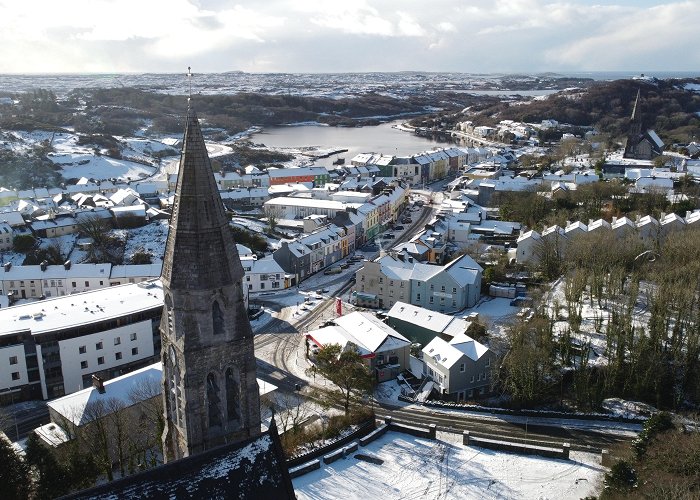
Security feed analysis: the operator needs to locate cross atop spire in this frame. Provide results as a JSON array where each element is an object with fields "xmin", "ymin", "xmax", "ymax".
[{"xmin": 187, "ymin": 66, "xmax": 193, "ymax": 101}]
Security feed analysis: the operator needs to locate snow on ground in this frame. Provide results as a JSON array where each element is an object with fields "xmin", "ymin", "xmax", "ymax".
[
  {"xmin": 461, "ymin": 296, "xmax": 522, "ymax": 338},
  {"xmin": 232, "ymin": 217, "xmax": 268, "ymax": 233},
  {"xmin": 52, "ymin": 153, "xmax": 156, "ymax": 182},
  {"xmin": 545, "ymin": 277, "xmax": 654, "ymax": 368},
  {"xmin": 122, "ymin": 220, "xmax": 169, "ymax": 263},
  {"xmin": 293, "ymin": 431, "xmax": 604, "ymax": 500},
  {"xmin": 38, "ymin": 233, "xmax": 77, "ymax": 256}
]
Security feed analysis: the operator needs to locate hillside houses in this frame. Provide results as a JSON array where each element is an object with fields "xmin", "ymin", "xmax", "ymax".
[{"xmin": 516, "ymin": 210, "xmax": 700, "ymax": 265}]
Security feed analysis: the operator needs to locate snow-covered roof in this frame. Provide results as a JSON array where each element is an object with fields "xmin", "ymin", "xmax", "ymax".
[
  {"xmin": 0, "ymin": 281, "xmax": 164, "ymax": 337},
  {"xmin": 48, "ymin": 363, "xmax": 163, "ymax": 426},
  {"xmin": 109, "ymin": 264, "xmax": 163, "ymax": 279},
  {"xmin": 387, "ymin": 302, "xmax": 470, "ymax": 338},
  {"xmin": 308, "ymin": 311, "xmax": 409, "ymax": 356},
  {"xmin": 647, "ymin": 129, "xmax": 664, "ymax": 149},
  {"xmin": 422, "ymin": 332, "xmax": 490, "ymax": 369},
  {"xmin": 1, "ymin": 263, "xmax": 112, "ymax": 280}
]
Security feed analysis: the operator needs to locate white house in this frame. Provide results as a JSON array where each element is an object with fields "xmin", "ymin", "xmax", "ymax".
[
  {"xmin": 306, "ymin": 311, "xmax": 411, "ymax": 382},
  {"xmin": 422, "ymin": 333, "xmax": 496, "ymax": 401}
]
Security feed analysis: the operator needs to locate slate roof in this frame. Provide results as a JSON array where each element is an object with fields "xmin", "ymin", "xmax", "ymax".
[
  {"xmin": 62, "ymin": 429, "xmax": 295, "ymax": 499},
  {"xmin": 161, "ymin": 106, "xmax": 245, "ymax": 290}
]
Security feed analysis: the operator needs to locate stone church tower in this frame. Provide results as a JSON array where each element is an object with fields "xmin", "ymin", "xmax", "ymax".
[{"xmin": 160, "ymin": 103, "xmax": 261, "ymax": 463}]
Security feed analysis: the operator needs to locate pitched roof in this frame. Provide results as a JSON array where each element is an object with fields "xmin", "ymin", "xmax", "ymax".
[
  {"xmin": 309, "ymin": 311, "xmax": 410, "ymax": 356},
  {"xmin": 64, "ymin": 430, "xmax": 295, "ymax": 499},
  {"xmin": 161, "ymin": 106, "xmax": 245, "ymax": 290}
]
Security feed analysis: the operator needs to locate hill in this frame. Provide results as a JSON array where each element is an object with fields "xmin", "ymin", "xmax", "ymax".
[{"xmin": 465, "ymin": 78, "xmax": 700, "ymax": 144}]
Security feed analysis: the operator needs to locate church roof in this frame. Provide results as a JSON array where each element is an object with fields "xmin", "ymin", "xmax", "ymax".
[
  {"xmin": 161, "ymin": 105, "xmax": 245, "ymax": 290},
  {"xmin": 62, "ymin": 429, "xmax": 295, "ymax": 499}
]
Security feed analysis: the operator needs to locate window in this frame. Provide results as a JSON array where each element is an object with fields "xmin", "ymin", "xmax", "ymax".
[
  {"xmin": 85, "ymin": 281, "xmax": 89, "ymax": 287},
  {"xmin": 260, "ymin": 283, "xmax": 265, "ymax": 290},
  {"xmin": 95, "ymin": 342, "xmax": 103, "ymax": 350},
  {"xmin": 99, "ymin": 281, "xmax": 104, "ymax": 286},
  {"xmin": 130, "ymin": 332, "xmax": 137, "ymax": 341},
  {"xmin": 81, "ymin": 360, "xmax": 88, "ymax": 369},
  {"xmin": 400, "ymin": 282, "xmax": 404, "ymax": 288},
  {"xmin": 132, "ymin": 347, "xmax": 139, "ymax": 356},
  {"xmin": 272, "ymin": 282, "xmax": 280, "ymax": 289},
  {"xmin": 97, "ymin": 356, "xmax": 105, "ymax": 365},
  {"xmin": 430, "ymin": 284, "xmax": 434, "ymax": 290},
  {"xmin": 379, "ymin": 277, "xmax": 383, "ymax": 283},
  {"xmin": 460, "ymin": 363, "xmax": 465, "ymax": 372},
  {"xmin": 441, "ymin": 285, "xmax": 446, "ymax": 292},
  {"xmin": 477, "ymin": 373, "xmax": 482, "ymax": 381},
  {"xmin": 79, "ymin": 346, "xmax": 86, "ymax": 354},
  {"xmin": 470, "ymin": 375, "xmax": 474, "ymax": 383},
  {"xmin": 416, "ymin": 293, "xmax": 421, "ymax": 301},
  {"xmin": 72, "ymin": 281, "xmax": 76, "ymax": 287},
  {"xmin": 9, "ymin": 356, "xmax": 18, "ymax": 365},
  {"xmin": 452, "ymin": 287, "xmax": 457, "ymax": 293},
  {"xmin": 114, "ymin": 337, "xmax": 121, "ymax": 346},
  {"xmin": 429, "ymin": 296, "xmax": 434, "ymax": 304},
  {"xmin": 115, "ymin": 352, "xmax": 122, "ymax": 361},
  {"xmin": 486, "ymin": 358, "xmax": 490, "ymax": 367},
  {"xmin": 390, "ymin": 280, "xmax": 394, "ymax": 286},
  {"xmin": 11, "ymin": 372, "xmax": 20, "ymax": 381},
  {"xmin": 246, "ymin": 276, "xmax": 250, "ymax": 281}
]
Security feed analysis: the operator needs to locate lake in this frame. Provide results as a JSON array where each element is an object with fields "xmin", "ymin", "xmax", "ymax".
[{"xmin": 250, "ymin": 121, "xmax": 455, "ymax": 160}]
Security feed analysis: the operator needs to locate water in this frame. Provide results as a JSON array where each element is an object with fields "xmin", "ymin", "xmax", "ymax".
[
  {"xmin": 250, "ymin": 121, "xmax": 454, "ymax": 160},
  {"xmin": 1, "ymin": 71, "xmax": 695, "ymax": 98}
]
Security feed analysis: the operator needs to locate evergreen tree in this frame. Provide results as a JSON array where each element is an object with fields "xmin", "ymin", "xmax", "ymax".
[{"xmin": 0, "ymin": 435, "xmax": 30, "ymax": 500}]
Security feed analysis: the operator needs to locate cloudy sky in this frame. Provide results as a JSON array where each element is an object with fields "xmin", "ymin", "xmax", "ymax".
[{"xmin": 0, "ymin": 0, "xmax": 697, "ymax": 74}]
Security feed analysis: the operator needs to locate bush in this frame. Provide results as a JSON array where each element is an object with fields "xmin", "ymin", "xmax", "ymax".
[
  {"xmin": 12, "ymin": 234, "xmax": 36, "ymax": 253},
  {"xmin": 604, "ymin": 460, "xmax": 637, "ymax": 492}
]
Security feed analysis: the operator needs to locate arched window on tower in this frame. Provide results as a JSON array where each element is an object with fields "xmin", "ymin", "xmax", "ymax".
[
  {"xmin": 164, "ymin": 294, "xmax": 175, "ymax": 337},
  {"xmin": 225, "ymin": 368, "xmax": 240, "ymax": 422},
  {"xmin": 212, "ymin": 300, "xmax": 225, "ymax": 335},
  {"xmin": 207, "ymin": 373, "xmax": 222, "ymax": 429},
  {"xmin": 168, "ymin": 345, "xmax": 183, "ymax": 426}
]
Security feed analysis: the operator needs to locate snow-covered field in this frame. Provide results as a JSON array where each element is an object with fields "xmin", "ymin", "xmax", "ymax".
[
  {"xmin": 120, "ymin": 219, "xmax": 169, "ymax": 263},
  {"xmin": 293, "ymin": 431, "xmax": 604, "ymax": 500}
]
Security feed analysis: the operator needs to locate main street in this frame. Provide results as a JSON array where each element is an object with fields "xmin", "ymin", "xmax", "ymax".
[{"xmin": 251, "ymin": 196, "xmax": 639, "ymax": 453}]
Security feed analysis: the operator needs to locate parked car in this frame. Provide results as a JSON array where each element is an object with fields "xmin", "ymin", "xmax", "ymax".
[
  {"xmin": 383, "ymin": 234, "xmax": 396, "ymax": 239},
  {"xmin": 324, "ymin": 267, "xmax": 342, "ymax": 275},
  {"xmin": 401, "ymin": 217, "xmax": 412, "ymax": 224},
  {"xmin": 394, "ymin": 225, "xmax": 404, "ymax": 231}
]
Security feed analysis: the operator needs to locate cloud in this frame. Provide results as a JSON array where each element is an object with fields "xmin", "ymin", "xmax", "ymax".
[{"xmin": 0, "ymin": 0, "xmax": 697, "ymax": 73}]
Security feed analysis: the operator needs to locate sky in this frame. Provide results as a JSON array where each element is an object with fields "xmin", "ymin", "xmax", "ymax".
[{"xmin": 0, "ymin": 0, "xmax": 698, "ymax": 74}]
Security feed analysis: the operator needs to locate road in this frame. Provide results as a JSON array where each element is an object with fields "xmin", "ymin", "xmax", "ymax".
[{"xmin": 373, "ymin": 405, "xmax": 636, "ymax": 453}]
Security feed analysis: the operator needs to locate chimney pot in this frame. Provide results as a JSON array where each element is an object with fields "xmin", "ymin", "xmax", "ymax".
[{"xmin": 92, "ymin": 375, "xmax": 105, "ymax": 394}]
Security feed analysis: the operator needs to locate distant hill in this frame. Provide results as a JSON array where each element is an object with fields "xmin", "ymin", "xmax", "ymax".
[{"xmin": 465, "ymin": 78, "xmax": 700, "ymax": 144}]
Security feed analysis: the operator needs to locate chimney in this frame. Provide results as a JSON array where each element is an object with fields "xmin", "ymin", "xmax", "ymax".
[
  {"xmin": 64, "ymin": 260, "xmax": 71, "ymax": 270},
  {"xmin": 92, "ymin": 375, "xmax": 105, "ymax": 394},
  {"xmin": 3, "ymin": 262, "xmax": 11, "ymax": 272},
  {"xmin": 40, "ymin": 260, "xmax": 48, "ymax": 271}
]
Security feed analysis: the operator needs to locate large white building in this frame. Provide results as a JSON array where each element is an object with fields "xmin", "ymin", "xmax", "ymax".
[{"xmin": 0, "ymin": 281, "xmax": 163, "ymax": 402}]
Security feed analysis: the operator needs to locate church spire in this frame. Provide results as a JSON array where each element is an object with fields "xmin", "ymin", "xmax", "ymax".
[
  {"xmin": 160, "ymin": 104, "xmax": 244, "ymax": 290},
  {"xmin": 631, "ymin": 88, "xmax": 641, "ymax": 121},
  {"xmin": 160, "ymin": 85, "xmax": 261, "ymax": 463}
]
